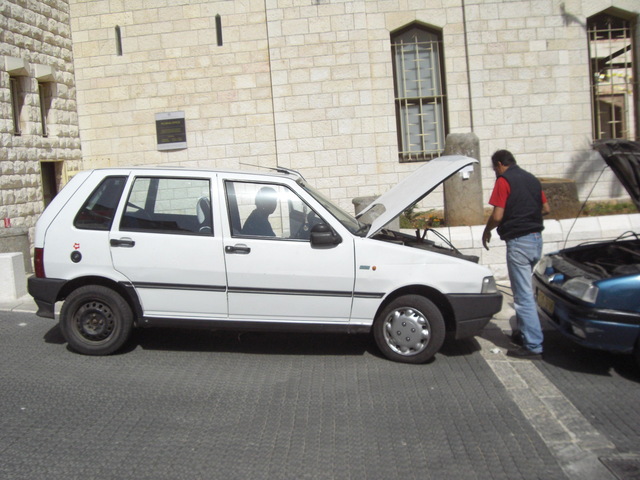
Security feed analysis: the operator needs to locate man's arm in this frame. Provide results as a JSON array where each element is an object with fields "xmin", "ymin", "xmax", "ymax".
[
  {"xmin": 542, "ymin": 201, "xmax": 550, "ymax": 216},
  {"xmin": 482, "ymin": 206, "xmax": 504, "ymax": 250}
]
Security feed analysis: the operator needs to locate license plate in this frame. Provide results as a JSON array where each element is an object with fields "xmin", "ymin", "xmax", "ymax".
[{"xmin": 536, "ymin": 289, "xmax": 554, "ymax": 314}]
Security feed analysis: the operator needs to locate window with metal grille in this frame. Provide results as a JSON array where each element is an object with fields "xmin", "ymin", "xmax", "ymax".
[
  {"xmin": 587, "ymin": 12, "xmax": 637, "ymax": 141},
  {"xmin": 391, "ymin": 25, "xmax": 448, "ymax": 162}
]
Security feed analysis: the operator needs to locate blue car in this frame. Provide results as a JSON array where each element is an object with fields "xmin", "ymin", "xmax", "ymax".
[{"xmin": 533, "ymin": 140, "xmax": 640, "ymax": 366}]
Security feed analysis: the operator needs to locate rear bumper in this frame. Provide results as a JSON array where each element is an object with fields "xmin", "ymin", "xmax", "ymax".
[
  {"xmin": 533, "ymin": 275, "xmax": 640, "ymax": 354},
  {"xmin": 447, "ymin": 292, "xmax": 503, "ymax": 339},
  {"xmin": 27, "ymin": 276, "xmax": 65, "ymax": 319}
]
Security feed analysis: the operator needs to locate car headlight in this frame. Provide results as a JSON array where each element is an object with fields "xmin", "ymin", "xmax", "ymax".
[
  {"xmin": 562, "ymin": 277, "xmax": 599, "ymax": 304},
  {"xmin": 481, "ymin": 276, "xmax": 498, "ymax": 294}
]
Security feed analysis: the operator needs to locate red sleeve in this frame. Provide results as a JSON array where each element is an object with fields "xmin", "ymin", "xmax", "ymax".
[
  {"xmin": 489, "ymin": 177, "xmax": 510, "ymax": 208},
  {"xmin": 541, "ymin": 190, "xmax": 548, "ymax": 204}
]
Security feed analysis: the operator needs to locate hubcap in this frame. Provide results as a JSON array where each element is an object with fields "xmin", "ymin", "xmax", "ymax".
[
  {"xmin": 75, "ymin": 301, "xmax": 115, "ymax": 342},
  {"xmin": 383, "ymin": 307, "xmax": 430, "ymax": 356}
]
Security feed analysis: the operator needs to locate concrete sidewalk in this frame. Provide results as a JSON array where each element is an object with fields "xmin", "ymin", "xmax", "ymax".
[{"xmin": 0, "ymin": 291, "xmax": 38, "ymax": 314}]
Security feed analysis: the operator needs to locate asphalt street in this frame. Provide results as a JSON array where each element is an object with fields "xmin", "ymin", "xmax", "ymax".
[{"xmin": 0, "ymin": 291, "xmax": 638, "ymax": 480}]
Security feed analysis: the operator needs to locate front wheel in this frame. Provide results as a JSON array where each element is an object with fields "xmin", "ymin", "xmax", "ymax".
[
  {"xmin": 373, "ymin": 295, "xmax": 445, "ymax": 364},
  {"xmin": 60, "ymin": 286, "xmax": 133, "ymax": 355}
]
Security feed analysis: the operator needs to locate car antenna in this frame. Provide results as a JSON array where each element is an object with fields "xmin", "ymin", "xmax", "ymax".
[
  {"xmin": 238, "ymin": 162, "xmax": 306, "ymax": 181},
  {"xmin": 270, "ymin": 166, "xmax": 306, "ymax": 181}
]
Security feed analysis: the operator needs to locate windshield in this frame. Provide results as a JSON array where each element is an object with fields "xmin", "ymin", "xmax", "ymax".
[{"xmin": 298, "ymin": 180, "xmax": 368, "ymax": 235}]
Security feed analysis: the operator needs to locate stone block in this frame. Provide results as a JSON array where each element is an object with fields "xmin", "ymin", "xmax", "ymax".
[
  {"xmin": 559, "ymin": 217, "xmax": 601, "ymax": 245},
  {"xmin": 432, "ymin": 225, "xmax": 474, "ymax": 249},
  {"xmin": 0, "ymin": 253, "xmax": 27, "ymax": 301},
  {"xmin": 541, "ymin": 219, "xmax": 563, "ymax": 243},
  {"xmin": 597, "ymin": 214, "xmax": 632, "ymax": 240},
  {"xmin": 627, "ymin": 213, "xmax": 640, "ymax": 232}
]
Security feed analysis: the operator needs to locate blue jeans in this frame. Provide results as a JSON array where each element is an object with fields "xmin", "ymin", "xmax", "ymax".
[{"xmin": 506, "ymin": 232, "xmax": 543, "ymax": 353}]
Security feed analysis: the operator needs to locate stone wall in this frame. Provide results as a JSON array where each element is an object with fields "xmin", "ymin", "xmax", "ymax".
[
  {"xmin": 1, "ymin": 0, "xmax": 82, "ymax": 237},
  {"xmin": 66, "ymin": 0, "xmax": 639, "ymax": 215},
  {"xmin": 2, "ymin": 0, "xmax": 638, "ymax": 234}
]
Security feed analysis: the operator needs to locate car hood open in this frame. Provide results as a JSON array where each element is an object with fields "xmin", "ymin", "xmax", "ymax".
[
  {"xmin": 593, "ymin": 139, "xmax": 640, "ymax": 211},
  {"xmin": 357, "ymin": 155, "xmax": 478, "ymax": 238}
]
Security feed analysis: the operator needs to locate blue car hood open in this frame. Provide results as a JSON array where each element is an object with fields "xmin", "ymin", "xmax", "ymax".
[{"xmin": 593, "ymin": 140, "xmax": 640, "ymax": 212}]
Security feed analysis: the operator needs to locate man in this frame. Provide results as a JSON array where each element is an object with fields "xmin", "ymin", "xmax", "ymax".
[{"xmin": 482, "ymin": 150, "xmax": 551, "ymax": 359}]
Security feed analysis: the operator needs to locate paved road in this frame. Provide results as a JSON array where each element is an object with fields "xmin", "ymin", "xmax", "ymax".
[{"xmin": 0, "ymin": 292, "xmax": 638, "ymax": 480}]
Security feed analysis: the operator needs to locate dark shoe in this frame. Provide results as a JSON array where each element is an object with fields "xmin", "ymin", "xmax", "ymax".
[
  {"xmin": 510, "ymin": 331, "xmax": 524, "ymax": 346},
  {"xmin": 507, "ymin": 346, "xmax": 542, "ymax": 360}
]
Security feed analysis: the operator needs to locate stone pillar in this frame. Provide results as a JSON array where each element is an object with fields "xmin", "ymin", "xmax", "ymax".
[
  {"xmin": 0, "ymin": 253, "xmax": 27, "ymax": 301},
  {"xmin": 443, "ymin": 133, "xmax": 484, "ymax": 226}
]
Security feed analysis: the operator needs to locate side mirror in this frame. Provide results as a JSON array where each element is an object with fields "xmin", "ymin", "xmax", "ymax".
[{"xmin": 310, "ymin": 223, "xmax": 342, "ymax": 246}]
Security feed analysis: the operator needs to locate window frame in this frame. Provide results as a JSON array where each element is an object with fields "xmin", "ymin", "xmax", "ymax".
[
  {"xmin": 225, "ymin": 180, "xmax": 323, "ymax": 241},
  {"xmin": 391, "ymin": 23, "xmax": 449, "ymax": 163},
  {"xmin": 74, "ymin": 176, "xmax": 128, "ymax": 231},
  {"xmin": 119, "ymin": 176, "xmax": 213, "ymax": 236},
  {"xmin": 587, "ymin": 11, "xmax": 637, "ymax": 141}
]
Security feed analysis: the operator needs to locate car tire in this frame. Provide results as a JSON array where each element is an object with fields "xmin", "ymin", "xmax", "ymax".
[
  {"xmin": 373, "ymin": 295, "xmax": 445, "ymax": 364},
  {"xmin": 60, "ymin": 285, "xmax": 133, "ymax": 356}
]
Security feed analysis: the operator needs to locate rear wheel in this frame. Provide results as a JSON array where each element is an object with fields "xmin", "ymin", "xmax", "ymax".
[
  {"xmin": 373, "ymin": 295, "xmax": 445, "ymax": 364},
  {"xmin": 60, "ymin": 285, "xmax": 133, "ymax": 355}
]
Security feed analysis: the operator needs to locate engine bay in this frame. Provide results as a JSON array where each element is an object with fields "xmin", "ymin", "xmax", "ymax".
[
  {"xmin": 561, "ymin": 233, "xmax": 640, "ymax": 277},
  {"xmin": 373, "ymin": 228, "xmax": 480, "ymax": 263}
]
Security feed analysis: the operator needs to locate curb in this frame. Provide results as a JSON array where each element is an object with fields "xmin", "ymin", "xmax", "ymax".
[{"xmin": 0, "ymin": 293, "xmax": 38, "ymax": 314}]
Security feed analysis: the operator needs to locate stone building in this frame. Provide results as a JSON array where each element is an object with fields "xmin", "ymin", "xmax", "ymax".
[
  {"xmin": 1, "ymin": 0, "xmax": 81, "ymax": 231},
  {"xmin": 1, "ymin": 0, "xmax": 639, "ymax": 236}
]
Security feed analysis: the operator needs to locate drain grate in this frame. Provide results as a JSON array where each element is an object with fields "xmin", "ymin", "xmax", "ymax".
[{"xmin": 600, "ymin": 455, "xmax": 640, "ymax": 480}]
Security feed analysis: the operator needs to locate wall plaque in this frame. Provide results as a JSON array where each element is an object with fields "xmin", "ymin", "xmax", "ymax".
[{"xmin": 155, "ymin": 111, "xmax": 187, "ymax": 151}]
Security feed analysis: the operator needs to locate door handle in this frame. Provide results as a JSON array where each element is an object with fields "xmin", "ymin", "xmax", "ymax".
[
  {"xmin": 110, "ymin": 238, "xmax": 136, "ymax": 248},
  {"xmin": 225, "ymin": 244, "xmax": 251, "ymax": 254}
]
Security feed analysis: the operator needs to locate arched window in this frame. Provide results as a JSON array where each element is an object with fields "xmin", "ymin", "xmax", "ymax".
[
  {"xmin": 391, "ymin": 24, "xmax": 448, "ymax": 162},
  {"xmin": 587, "ymin": 11, "xmax": 636, "ymax": 140}
]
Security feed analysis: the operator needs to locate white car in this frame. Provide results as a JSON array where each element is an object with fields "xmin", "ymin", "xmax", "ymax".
[{"xmin": 28, "ymin": 155, "xmax": 502, "ymax": 363}]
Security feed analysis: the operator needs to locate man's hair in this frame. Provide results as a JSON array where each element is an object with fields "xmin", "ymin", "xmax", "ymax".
[{"xmin": 491, "ymin": 149, "xmax": 517, "ymax": 167}]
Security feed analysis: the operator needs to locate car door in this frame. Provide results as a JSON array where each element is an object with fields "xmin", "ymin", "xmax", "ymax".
[
  {"xmin": 222, "ymin": 179, "xmax": 355, "ymax": 324},
  {"xmin": 110, "ymin": 173, "xmax": 228, "ymax": 319}
]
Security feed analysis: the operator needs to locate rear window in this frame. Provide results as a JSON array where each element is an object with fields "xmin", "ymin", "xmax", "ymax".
[{"xmin": 74, "ymin": 176, "xmax": 127, "ymax": 230}]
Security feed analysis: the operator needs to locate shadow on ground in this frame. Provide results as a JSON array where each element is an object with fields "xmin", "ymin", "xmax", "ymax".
[
  {"xmin": 43, "ymin": 323, "xmax": 482, "ymax": 360},
  {"xmin": 485, "ymin": 313, "xmax": 640, "ymax": 382},
  {"xmin": 540, "ymin": 325, "xmax": 640, "ymax": 383}
]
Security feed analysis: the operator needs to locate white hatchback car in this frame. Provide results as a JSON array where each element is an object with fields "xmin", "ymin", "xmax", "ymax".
[{"xmin": 28, "ymin": 155, "xmax": 502, "ymax": 363}]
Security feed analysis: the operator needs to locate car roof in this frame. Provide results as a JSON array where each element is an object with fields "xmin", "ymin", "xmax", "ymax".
[{"xmin": 82, "ymin": 165, "xmax": 305, "ymax": 181}]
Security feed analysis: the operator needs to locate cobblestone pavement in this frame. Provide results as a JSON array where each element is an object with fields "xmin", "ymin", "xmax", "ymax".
[
  {"xmin": 1, "ymin": 290, "xmax": 638, "ymax": 480},
  {"xmin": 480, "ymin": 290, "xmax": 640, "ymax": 480},
  {"xmin": 535, "ymin": 326, "xmax": 640, "ymax": 480}
]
